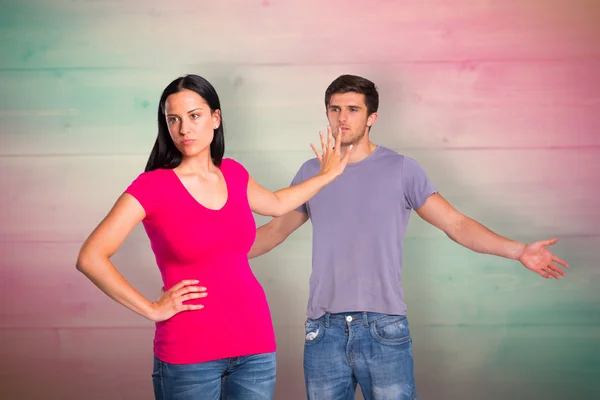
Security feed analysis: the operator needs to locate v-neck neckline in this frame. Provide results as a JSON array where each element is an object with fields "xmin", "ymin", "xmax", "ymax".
[{"xmin": 168, "ymin": 167, "xmax": 230, "ymax": 212}]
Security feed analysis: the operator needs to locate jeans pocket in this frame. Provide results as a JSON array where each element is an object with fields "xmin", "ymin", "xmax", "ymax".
[
  {"xmin": 304, "ymin": 318, "xmax": 325, "ymax": 346},
  {"xmin": 152, "ymin": 355, "xmax": 162, "ymax": 379},
  {"xmin": 151, "ymin": 356, "xmax": 165, "ymax": 400},
  {"xmin": 370, "ymin": 315, "xmax": 411, "ymax": 346}
]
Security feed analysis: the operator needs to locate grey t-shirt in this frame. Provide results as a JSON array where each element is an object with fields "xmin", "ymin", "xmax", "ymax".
[{"xmin": 291, "ymin": 146, "xmax": 438, "ymax": 319}]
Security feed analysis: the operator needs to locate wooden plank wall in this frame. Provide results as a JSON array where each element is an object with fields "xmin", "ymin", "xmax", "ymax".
[{"xmin": 1, "ymin": 0, "xmax": 599, "ymax": 399}]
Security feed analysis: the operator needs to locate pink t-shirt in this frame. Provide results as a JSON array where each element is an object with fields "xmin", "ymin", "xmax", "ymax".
[{"xmin": 124, "ymin": 158, "xmax": 276, "ymax": 364}]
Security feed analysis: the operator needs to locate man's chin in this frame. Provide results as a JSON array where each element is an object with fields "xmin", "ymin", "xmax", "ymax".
[{"xmin": 341, "ymin": 135, "xmax": 365, "ymax": 147}]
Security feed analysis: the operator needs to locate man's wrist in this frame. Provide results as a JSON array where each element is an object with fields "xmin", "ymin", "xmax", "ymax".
[{"xmin": 511, "ymin": 241, "xmax": 527, "ymax": 260}]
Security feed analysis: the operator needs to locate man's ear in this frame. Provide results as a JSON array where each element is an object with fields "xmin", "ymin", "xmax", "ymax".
[{"xmin": 367, "ymin": 112, "xmax": 378, "ymax": 127}]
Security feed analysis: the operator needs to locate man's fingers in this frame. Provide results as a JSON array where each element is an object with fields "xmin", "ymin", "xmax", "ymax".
[
  {"xmin": 552, "ymin": 255, "xmax": 569, "ymax": 268},
  {"xmin": 540, "ymin": 266, "xmax": 562, "ymax": 279},
  {"xmin": 550, "ymin": 263, "xmax": 567, "ymax": 276},
  {"xmin": 540, "ymin": 238, "xmax": 558, "ymax": 247},
  {"xmin": 540, "ymin": 270, "xmax": 552, "ymax": 279},
  {"xmin": 547, "ymin": 269, "xmax": 562, "ymax": 279}
]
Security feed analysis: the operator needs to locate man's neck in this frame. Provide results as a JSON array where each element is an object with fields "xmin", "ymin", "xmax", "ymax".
[{"xmin": 342, "ymin": 139, "xmax": 377, "ymax": 164}]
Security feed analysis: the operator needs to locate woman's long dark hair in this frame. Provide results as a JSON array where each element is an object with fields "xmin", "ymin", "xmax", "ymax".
[{"xmin": 145, "ymin": 75, "xmax": 225, "ymax": 172}]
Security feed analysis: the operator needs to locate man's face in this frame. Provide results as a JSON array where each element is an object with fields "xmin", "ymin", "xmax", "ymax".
[{"xmin": 326, "ymin": 92, "xmax": 377, "ymax": 146}]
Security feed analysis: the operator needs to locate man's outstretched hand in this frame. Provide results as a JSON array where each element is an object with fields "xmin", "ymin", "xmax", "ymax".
[{"xmin": 518, "ymin": 238, "xmax": 569, "ymax": 279}]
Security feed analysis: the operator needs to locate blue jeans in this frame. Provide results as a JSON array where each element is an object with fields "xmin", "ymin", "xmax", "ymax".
[
  {"xmin": 304, "ymin": 312, "xmax": 417, "ymax": 400},
  {"xmin": 152, "ymin": 352, "xmax": 276, "ymax": 400}
]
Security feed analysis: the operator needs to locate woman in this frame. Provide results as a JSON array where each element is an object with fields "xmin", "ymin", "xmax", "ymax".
[{"xmin": 76, "ymin": 74, "xmax": 351, "ymax": 399}]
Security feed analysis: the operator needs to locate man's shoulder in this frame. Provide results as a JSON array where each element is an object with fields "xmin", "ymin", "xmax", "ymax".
[
  {"xmin": 301, "ymin": 156, "xmax": 320, "ymax": 168},
  {"xmin": 297, "ymin": 157, "xmax": 321, "ymax": 175},
  {"xmin": 290, "ymin": 156, "xmax": 320, "ymax": 184},
  {"xmin": 376, "ymin": 146, "xmax": 403, "ymax": 158},
  {"xmin": 375, "ymin": 146, "xmax": 425, "ymax": 169},
  {"xmin": 372, "ymin": 146, "xmax": 408, "ymax": 167}
]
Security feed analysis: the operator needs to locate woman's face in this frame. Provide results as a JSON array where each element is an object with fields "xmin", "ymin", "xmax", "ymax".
[{"xmin": 164, "ymin": 89, "xmax": 221, "ymax": 159}]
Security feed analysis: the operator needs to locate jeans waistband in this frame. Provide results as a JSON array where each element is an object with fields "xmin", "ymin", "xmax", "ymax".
[{"xmin": 317, "ymin": 312, "xmax": 403, "ymax": 328}]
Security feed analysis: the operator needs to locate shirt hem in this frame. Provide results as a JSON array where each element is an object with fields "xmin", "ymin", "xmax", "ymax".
[{"xmin": 154, "ymin": 342, "xmax": 277, "ymax": 365}]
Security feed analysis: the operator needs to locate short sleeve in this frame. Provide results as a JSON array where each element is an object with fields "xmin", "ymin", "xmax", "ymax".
[
  {"xmin": 290, "ymin": 166, "xmax": 309, "ymax": 215},
  {"xmin": 221, "ymin": 158, "xmax": 249, "ymax": 186},
  {"xmin": 402, "ymin": 156, "xmax": 438, "ymax": 210},
  {"xmin": 124, "ymin": 171, "xmax": 159, "ymax": 218}
]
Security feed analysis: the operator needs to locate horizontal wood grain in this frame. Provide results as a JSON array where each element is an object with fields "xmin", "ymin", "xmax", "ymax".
[
  {"xmin": 0, "ymin": 149, "xmax": 598, "ymax": 242},
  {"xmin": 1, "ymin": 235, "xmax": 596, "ymax": 329},
  {"xmin": 400, "ymin": 237, "xmax": 600, "ymax": 327},
  {"xmin": 0, "ymin": 328, "xmax": 154, "ymax": 400},
  {"xmin": 0, "ymin": 240, "xmax": 160, "ymax": 328},
  {"xmin": 1, "ymin": 60, "xmax": 599, "ymax": 155},
  {"xmin": 1, "ymin": 0, "xmax": 599, "ymax": 69},
  {"xmin": 411, "ymin": 325, "xmax": 600, "ymax": 399},
  {"xmin": 0, "ymin": 325, "xmax": 597, "ymax": 399},
  {"xmin": 1, "ymin": 0, "xmax": 599, "ymax": 398}
]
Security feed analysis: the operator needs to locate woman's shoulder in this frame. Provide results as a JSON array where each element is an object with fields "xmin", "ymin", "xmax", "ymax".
[
  {"xmin": 221, "ymin": 158, "xmax": 248, "ymax": 175},
  {"xmin": 123, "ymin": 168, "xmax": 172, "ymax": 216},
  {"xmin": 127, "ymin": 168, "xmax": 171, "ymax": 191}
]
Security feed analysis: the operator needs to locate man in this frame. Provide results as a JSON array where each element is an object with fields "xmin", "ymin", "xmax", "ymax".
[{"xmin": 248, "ymin": 74, "xmax": 569, "ymax": 400}]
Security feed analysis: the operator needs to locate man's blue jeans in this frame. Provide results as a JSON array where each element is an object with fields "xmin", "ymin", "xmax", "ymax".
[
  {"xmin": 304, "ymin": 312, "xmax": 417, "ymax": 400},
  {"xmin": 152, "ymin": 352, "xmax": 276, "ymax": 400}
]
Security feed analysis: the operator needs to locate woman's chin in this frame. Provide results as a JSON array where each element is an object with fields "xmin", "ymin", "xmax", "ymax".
[{"xmin": 179, "ymin": 146, "xmax": 208, "ymax": 159}]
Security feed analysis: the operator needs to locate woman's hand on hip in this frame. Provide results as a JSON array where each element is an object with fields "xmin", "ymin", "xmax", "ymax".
[{"xmin": 148, "ymin": 279, "xmax": 207, "ymax": 322}]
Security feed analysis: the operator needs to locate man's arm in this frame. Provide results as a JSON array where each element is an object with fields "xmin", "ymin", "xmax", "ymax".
[
  {"xmin": 249, "ymin": 210, "xmax": 309, "ymax": 259},
  {"xmin": 416, "ymin": 193, "xmax": 569, "ymax": 279}
]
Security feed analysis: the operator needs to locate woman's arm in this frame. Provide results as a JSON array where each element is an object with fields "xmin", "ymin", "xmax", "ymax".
[
  {"xmin": 248, "ymin": 127, "xmax": 351, "ymax": 217},
  {"xmin": 76, "ymin": 193, "xmax": 206, "ymax": 322}
]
